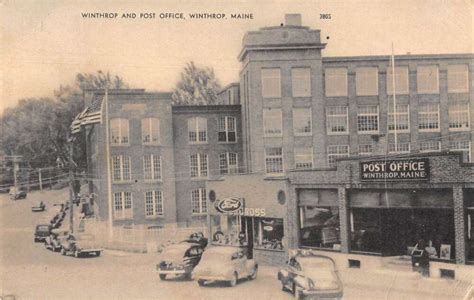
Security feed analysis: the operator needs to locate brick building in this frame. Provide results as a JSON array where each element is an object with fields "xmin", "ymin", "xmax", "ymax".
[
  {"xmin": 83, "ymin": 14, "xmax": 473, "ymax": 272},
  {"xmin": 206, "ymin": 13, "xmax": 474, "ymax": 274}
]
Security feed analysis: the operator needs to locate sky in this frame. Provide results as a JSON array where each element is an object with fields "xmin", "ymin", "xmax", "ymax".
[{"xmin": 0, "ymin": 0, "xmax": 472, "ymax": 114}]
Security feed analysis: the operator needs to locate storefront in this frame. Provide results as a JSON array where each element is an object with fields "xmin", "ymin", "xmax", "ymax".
[
  {"xmin": 288, "ymin": 153, "xmax": 474, "ymax": 270},
  {"xmin": 206, "ymin": 174, "xmax": 289, "ymax": 265}
]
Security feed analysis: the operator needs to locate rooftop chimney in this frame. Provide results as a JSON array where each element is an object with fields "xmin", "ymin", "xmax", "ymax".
[{"xmin": 285, "ymin": 14, "xmax": 302, "ymax": 26}]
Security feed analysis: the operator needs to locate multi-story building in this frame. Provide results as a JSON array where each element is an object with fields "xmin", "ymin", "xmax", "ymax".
[{"xmin": 83, "ymin": 14, "xmax": 473, "ymax": 276}]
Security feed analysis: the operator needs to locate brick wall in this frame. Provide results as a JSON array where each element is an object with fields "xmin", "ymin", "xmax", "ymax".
[{"xmin": 172, "ymin": 105, "xmax": 243, "ymax": 226}]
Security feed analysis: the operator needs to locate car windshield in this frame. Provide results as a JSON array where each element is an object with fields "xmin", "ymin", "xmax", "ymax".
[{"xmin": 37, "ymin": 225, "xmax": 49, "ymax": 231}]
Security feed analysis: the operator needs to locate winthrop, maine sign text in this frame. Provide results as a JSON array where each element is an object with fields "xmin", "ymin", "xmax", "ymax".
[{"xmin": 360, "ymin": 158, "xmax": 430, "ymax": 181}]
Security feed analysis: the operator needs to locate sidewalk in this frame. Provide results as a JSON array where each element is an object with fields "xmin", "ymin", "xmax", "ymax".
[{"xmin": 255, "ymin": 263, "xmax": 470, "ymax": 299}]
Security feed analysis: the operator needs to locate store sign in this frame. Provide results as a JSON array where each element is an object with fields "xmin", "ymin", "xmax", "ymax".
[
  {"xmin": 215, "ymin": 197, "xmax": 266, "ymax": 217},
  {"xmin": 360, "ymin": 158, "xmax": 430, "ymax": 181},
  {"xmin": 215, "ymin": 197, "xmax": 243, "ymax": 213}
]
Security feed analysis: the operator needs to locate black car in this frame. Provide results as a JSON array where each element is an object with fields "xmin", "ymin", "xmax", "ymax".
[
  {"xmin": 156, "ymin": 241, "xmax": 205, "ymax": 280},
  {"xmin": 34, "ymin": 224, "xmax": 52, "ymax": 242}
]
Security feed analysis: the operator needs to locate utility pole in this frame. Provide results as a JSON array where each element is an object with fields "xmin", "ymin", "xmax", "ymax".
[{"xmin": 68, "ymin": 139, "xmax": 75, "ymax": 234}]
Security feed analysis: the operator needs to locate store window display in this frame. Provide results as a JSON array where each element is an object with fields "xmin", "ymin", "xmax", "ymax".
[
  {"xmin": 299, "ymin": 206, "xmax": 340, "ymax": 249},
  {"xmin": 253, "ymin": 218, "xmax": 284, "ymax": 250}
]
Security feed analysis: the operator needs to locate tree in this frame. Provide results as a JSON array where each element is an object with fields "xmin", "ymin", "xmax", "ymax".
[
  {"xmin": 0, "ymin": 71, "xmax": 128, "ymax": 170},
  {"xmin": 172, "ymin": 61, "xmax": 221, "ymax": 105}
]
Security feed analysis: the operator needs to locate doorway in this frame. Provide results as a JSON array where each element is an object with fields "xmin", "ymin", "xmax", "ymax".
[{"xmin": 242, "ymin": 217, "xmax": 254, "ymax": 259}]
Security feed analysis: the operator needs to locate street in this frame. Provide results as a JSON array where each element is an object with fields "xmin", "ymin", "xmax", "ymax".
[{"xmin": 0, "ymin": 189, "xmax": 470, "ymax": 299}]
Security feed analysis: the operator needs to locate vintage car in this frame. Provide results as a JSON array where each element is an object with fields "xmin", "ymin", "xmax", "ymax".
[
  {"xmin": 192, "ymin": 246, "xmax": 258, "ymax": 287},
  {"xmin": 277, "ymin": 250, "xmax": 343, "ymax": 300},
  {"xmin": 34, "ymin": 224, "xmax": 52, "ymax": 242},
  {"xmin": 31, "ymin": 201, "xmax": 46, "ymax": 212},
  {"xmin": 44, "ymin": 229, "xmax": 69, "ymax": 251},
  {"xmin": 9, "ymin": 187, "xmax": 27, "ymax": 200},
  {"xmin": 156, "ymin": 241, "xmax": 205, "ymax": 280},
  {"xmin": 61, "ymin": 233, "xmax": 103, "ymax": 258}
]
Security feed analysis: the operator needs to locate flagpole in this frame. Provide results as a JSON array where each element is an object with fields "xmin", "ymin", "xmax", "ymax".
[
  {"xmin": 391, "ymin": 43, "xmax": 398, "ymax": 152},
  {"xmin": 104, "ymin": 87, "xmax": 113, "ymax": 240}
]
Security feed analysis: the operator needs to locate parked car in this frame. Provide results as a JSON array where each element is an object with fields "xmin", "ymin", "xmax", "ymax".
[
  {"xmin": 156, "ymin": 241, "xmax": 205, "ymax": 280},
  {"xmin": 192, "ymin": 246, "xmax": 258, "ymax": 287},
  {"xmin": 44, "ymin": 229, "xmax": 69, "ymax": 251},
  {"xmin": 277, "ymin": 250, "xmax": 343, "ymax": 300},
  {"xmin": 9, "ymin": 187, "xmax": 27, "ymax": 200},
  {"xmin": 61, "ymin": 233, "xmax": 102, "ymax": 258},
  {"xmin": 34, "ymin": 224, "xmax": 52, "ymax": 242},
  {"xmin": 31, "ymin": 201, "xmax": 46, "ymax": 212}
]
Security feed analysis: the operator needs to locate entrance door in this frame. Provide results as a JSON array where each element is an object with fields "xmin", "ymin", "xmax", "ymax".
[{"xmin": 242, "ymin": 217, "xmax": 254, "ymax": 259}]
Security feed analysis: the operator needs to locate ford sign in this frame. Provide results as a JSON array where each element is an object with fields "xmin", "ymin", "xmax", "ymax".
[{"xmin": 215, "ymin": 197, "xmax": 243, "ymax": 213}]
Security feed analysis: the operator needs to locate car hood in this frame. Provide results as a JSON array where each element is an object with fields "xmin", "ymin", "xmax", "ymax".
[{"xmin": 306, "ymin": 270, "xmax": 340, "ymax": 290}]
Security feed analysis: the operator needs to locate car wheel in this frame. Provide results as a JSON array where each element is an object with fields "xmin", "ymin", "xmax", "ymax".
[
  {"xmin": 61, "ymin": 248, "xmax": 66, "ymax": 255},
  {"xmin": 183, "ymin": 273, "xmax": 192, "ymax": 280},
  {"xmin": 96, "ymin": 251, "xmax": 101, "ymax": 256},
  {"xmin": 159, "ymin": 274, "xmax": 167, "ymax": 281},
  {"xmin": 281, "ymin": 280, "xmax": 287, "ymax": 291},
  {"xmin": 293, "ymin": 283, "xmax": 303, "ymax": 300},
  {"xmin": 228, "ymin": 272, "xmax": 238, "ymax": 287},
  {"xmin": 249, "ymin": 267, "xmax": 258, "ymax": 280},
  {"xmin": 197, "ymin": 279, "xmax": 205, "ymax": 286},
  {"xmin": 74, "ymin": 249, "xmax": 80, "ymax": 258}
]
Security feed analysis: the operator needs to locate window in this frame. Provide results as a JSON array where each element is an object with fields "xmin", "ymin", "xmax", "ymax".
[
  {"xmin": 112, "ymin": 155, "xmax": 131, "ymax": 182},
  {"xmin": 188, "ymin": 117, "xmax": 207, "ymax": 143},
  {"xmin": 293, "ymin": 108, "xmax": 312, "ymax": 136},
  {"xmin": 450, "ymin": 140, "xmax": 471, "ymax": 162},
  {"xmin": 326, "ymin": 106, "xmax": 348, "ymax": 135},
  {"xmin": 294, "ymin": 147, "xmax": 313, "ymax": 169},
  {"xmin": 190, "ymin": 153, "xmax": 208, "ymax": 178},
  {"xmin": 418, "ymin": 103, "xmax": 439, "ymax": 131},
  {"xmin": 141, "ymin": 118, "xmax": 160, "ymax": 144},
  {"xmin": 300, "ymin": 205, "xmax": 340, "ymax": 249},
  {"xmin": 191, "ymin": 188, "xmax": 207, "ymax": 214},
  {"xmin": 327, "ymin": 145, "xmax": 349, "ymax": 167},
  {"xmin": 448, "ymin": 64, "xmax": 469, "ymax": 93},
  {"xmin": 357, "ymin": 105, "xmax": 379, "ymax": 133},
  {"xmin": 325, "ymin": 68, "xmax": 348, "ymax": 97},
  {"xmin": 350, "ymin": 208, "xmax": 382, "ymax": 253},
  {"xmin": 143, "ymin": 154, "xmax": 161, "ymax": 181},
  {"xmin": 292, "ymin": 68, "xmax": 311, "ymax": 97},
  {"xmin": 261, "ymin": 68, "xmax": 281, "ymax": 98},
  {"xmin": 417, "ymin": 65, "xmax": 439, "ymax": 94},
  {"xmin": 113, "ymin": 191, "xmax": 133, "ymax": 219},
  {"xmin": 420, "ymin": 141, "xmax": 441, "ymax": 152},
  {"xmin": 388, "ymin": 142, "xmax": 410, "ymax": 154},
  {"xmin": 388, "ymin": 104, "xmax": 410, "ymax": 132},
  {"xmin": 356, "ymin": 67, "xmax": 378, "ymax": 96},
  {"xmin": 218, "ymin": 116, "xmax": 236, "ymax": 142},
  {"xmin": 448, "ymin": 103, "xmax": 470, "ymax": 131},
  {"xmin": 387, "ymin": 66, "xmax": 409, "ymax": 95},
  {"xmin": 145, "ymin": 190, "xmax": 163, "ymax": 217},
  {"xmin": 265, "ymin": 147, "xmax": 283, "ymax": 174},
  {"xmin": 358, "ymin": 144, "xmax": 373, "ymax": 156},
  {"xmin": 263, "ymin": 108, "xmax": 282, "ymax": 137},
  {"xmin": 110, "ymin": 118, "xmax": 129, "ymax": 145},
  {"xmin": 219, "ymin": 152, "xmax": 238, "ymax": 175},
  {"xmin": 253, "ymin": 218, "xmax": 284, "ymax": 250}
]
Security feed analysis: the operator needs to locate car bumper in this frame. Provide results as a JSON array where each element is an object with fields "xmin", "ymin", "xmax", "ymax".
[
  {"xmin": 193, "ymin": 274, "xmax": 230, "ymax": 282},
  {"xmin": 300, "ymin": 289, "xmax": 343, "ymax": 299},
  {"xmin": 157, "ymin": 269, "xmax": 188, "ymax": 275},
  {"xmin": 77, "ymin": 248, "xmax": 102, "ymax": 253}
]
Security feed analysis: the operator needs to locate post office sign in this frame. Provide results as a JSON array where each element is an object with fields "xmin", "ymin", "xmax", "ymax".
[{"xmin": 360, "ymin": 158, "xmax": 430, "ymax": 181}]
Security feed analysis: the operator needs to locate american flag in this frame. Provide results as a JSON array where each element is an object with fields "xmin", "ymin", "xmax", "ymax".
[{"xmin": 70, "ymin": 95, "xmax": 104, "ymax": 135}]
